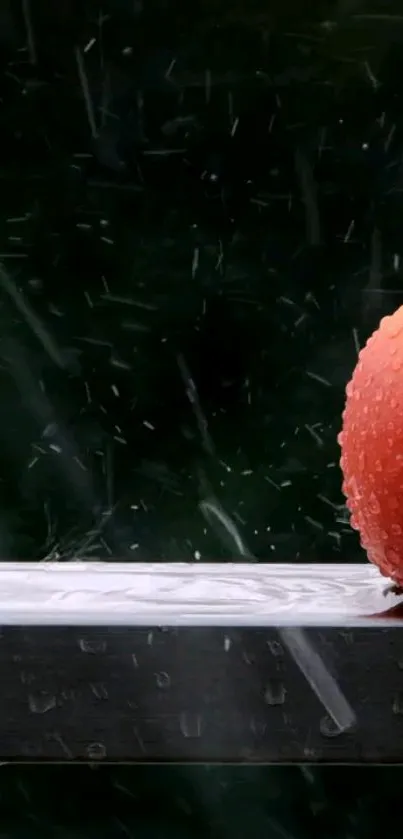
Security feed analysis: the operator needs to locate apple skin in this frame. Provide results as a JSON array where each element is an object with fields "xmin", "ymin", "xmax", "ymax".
[{"xmin": 339, "ymin": 305, "xmax": 403, "ymax": 586}]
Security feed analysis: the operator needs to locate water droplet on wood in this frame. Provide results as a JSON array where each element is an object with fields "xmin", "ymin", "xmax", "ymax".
[{"xmin": 28, "ymin": 692, "xmax": 56, "ymax": 714}]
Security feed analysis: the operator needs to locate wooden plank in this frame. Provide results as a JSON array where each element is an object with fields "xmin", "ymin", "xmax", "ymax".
[
  {"xmin": 0, "ymin": 562, "xmax": 401, "ymax": 763},
  {"xmin": 0, "ymin": 561, "xmax": 399, "ymax": 627}
]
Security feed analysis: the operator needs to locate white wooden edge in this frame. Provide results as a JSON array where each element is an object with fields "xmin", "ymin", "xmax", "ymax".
[{"xmin": 0, "ymin": 562, "xmax": 399, "ymax": 626}]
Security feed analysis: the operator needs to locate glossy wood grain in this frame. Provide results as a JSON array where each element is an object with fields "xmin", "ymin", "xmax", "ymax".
[{"xmin": 0, "ymin": 561, "xmax": 400, "ymax": 626}]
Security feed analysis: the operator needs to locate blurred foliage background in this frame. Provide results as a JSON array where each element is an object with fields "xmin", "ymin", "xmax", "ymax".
[{"xmin": 1, "ymin": 0, "xmax": 403, "ymax": 835}]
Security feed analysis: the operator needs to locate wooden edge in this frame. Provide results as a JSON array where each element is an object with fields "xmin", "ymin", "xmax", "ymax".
[
  {"xmin": 0, "ymin": 563, "xmax": 401, "ymax": 764},
  {"xmin": 0, "ymin": 561, "xmax": 400, "ymax": 626}
]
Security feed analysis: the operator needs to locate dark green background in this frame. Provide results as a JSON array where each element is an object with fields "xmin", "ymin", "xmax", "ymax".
[{"xmin": 1, "ymin": 0, "xmax": 403, "ymax": 835}]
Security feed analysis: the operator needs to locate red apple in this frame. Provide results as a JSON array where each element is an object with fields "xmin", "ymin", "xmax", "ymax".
[{"xmin": 339, "ymin": 305, "xmax": 403, "ymax": 586}]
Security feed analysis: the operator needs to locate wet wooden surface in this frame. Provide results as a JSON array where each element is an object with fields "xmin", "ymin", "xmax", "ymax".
[
  {"xmin": 0, "ymin": 562, "xmax": 401, "ymax": 626},
  {"xmin": 2, "ymin": 623, "xmax": 403, "ymax": 763}
]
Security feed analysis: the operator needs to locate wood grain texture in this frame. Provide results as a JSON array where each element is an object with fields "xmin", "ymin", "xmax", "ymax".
[{"xmin": 0, "ymin": 562, "xmax": 399, "ymax": 626}]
